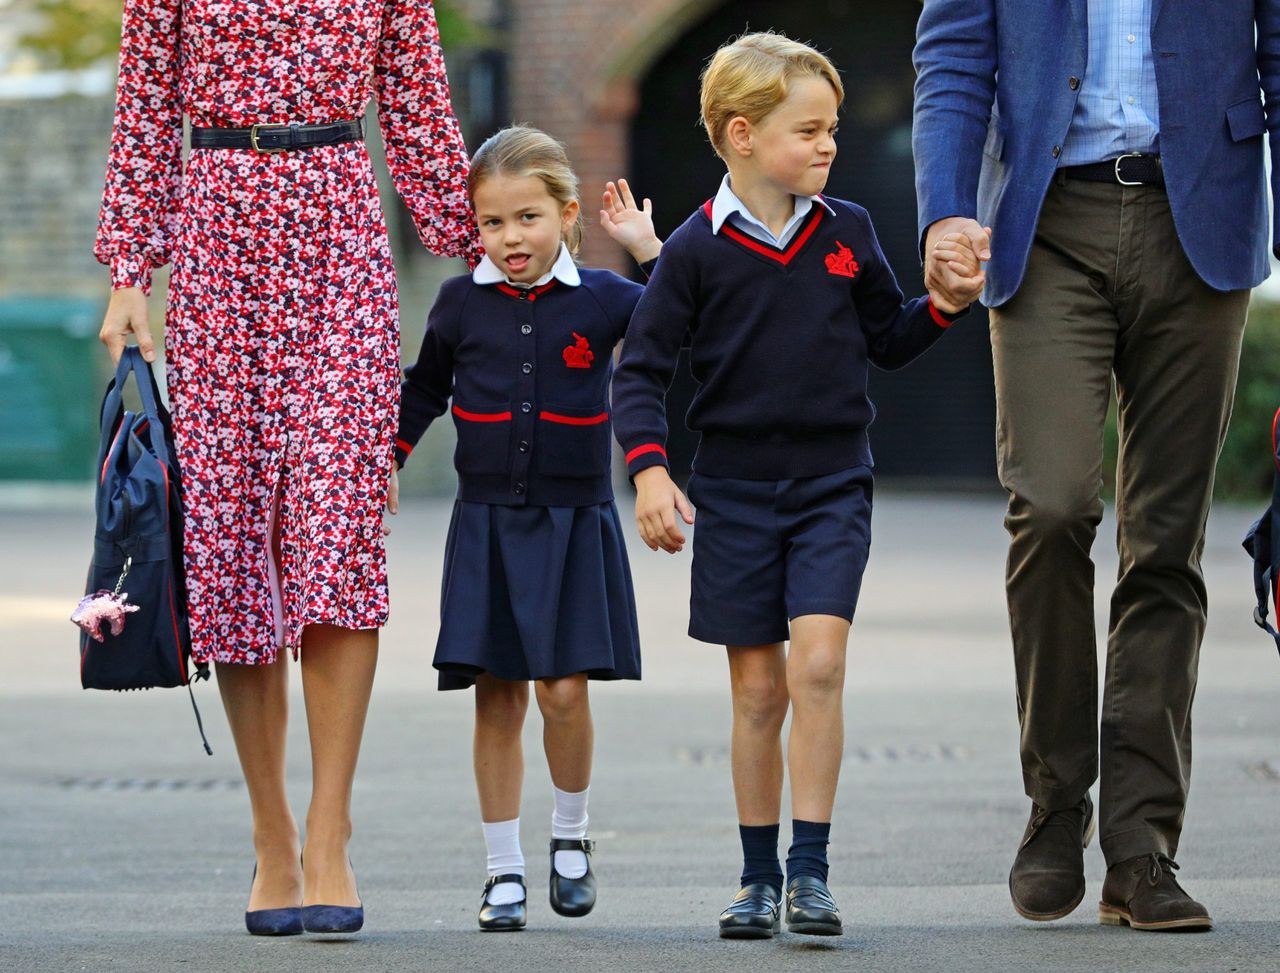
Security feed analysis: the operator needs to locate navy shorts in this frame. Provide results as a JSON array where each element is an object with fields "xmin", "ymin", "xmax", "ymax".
[{"xmin": 686, "ymin": 465, "xmax": 873, "ymax": 646}]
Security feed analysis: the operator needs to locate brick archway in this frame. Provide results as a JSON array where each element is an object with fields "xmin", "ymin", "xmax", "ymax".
[{"xmin": 507, "ymin": 0, "xmax": 726, "ymax": 271}]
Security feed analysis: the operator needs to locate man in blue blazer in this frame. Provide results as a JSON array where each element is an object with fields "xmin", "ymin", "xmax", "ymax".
[{"xmin": 913, "ymin": 0, "xmax": 1277, "ymax": 931}]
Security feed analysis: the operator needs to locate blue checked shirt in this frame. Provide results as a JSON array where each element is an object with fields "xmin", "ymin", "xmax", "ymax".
[{"xmin": 1060, "ymin": 0, "xmax": 1160, "ymax": 166}]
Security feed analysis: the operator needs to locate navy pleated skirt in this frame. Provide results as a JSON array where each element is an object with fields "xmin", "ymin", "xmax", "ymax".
[{"xmin": 433, "ymin": 500, "xmax": 642, "ymax": 690}]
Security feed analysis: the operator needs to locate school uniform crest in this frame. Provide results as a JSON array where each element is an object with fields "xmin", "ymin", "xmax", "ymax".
[
  {"xmin": 825, "ymin": 241, "xmax": 859, "ymax": 279},
  {"xmin": 563, "ymin": 333, "xmax": 595, "ymax": 369}
]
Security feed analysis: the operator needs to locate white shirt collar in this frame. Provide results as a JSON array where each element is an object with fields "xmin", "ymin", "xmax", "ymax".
[
  {"xmin": 709, "ymin": 173, "xmax": 836, "ymax": 244},
  {"xmin": 472, "ymin": 241, "xmax": 581, "ymax": 288}
]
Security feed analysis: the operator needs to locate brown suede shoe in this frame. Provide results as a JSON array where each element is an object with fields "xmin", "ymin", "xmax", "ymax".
[
  {"xmin": 1099, "ymin": 854, "xmax": 1212, "ymax": 931},
  {"xmin": 1009, "ymin": 793, "xmax": 1096, "ymax": 921}
]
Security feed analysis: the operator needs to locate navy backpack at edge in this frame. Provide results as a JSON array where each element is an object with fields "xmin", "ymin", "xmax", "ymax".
[{"xmin": 80, "ymin": 347, "xmax": 211, "ymax": 752}]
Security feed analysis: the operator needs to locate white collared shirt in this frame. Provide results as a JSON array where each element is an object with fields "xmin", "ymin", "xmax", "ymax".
[
  {"xmin": 710, "ymin": 174, "xmax": 836, "ymax": 249},
  {"xmin": 472, "ymin": 241, "xmax": 582, "ymax": 288}
]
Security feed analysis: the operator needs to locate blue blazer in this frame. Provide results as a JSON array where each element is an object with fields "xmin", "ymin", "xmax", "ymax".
[{"xmin": 912, "ymin": 0, "xmax": 1278, "ymax": 307}]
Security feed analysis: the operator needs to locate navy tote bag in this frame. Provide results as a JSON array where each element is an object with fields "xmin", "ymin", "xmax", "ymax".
[{"xmin": 78, "ymin": 347, "xmax": 211, "ymax": 752}]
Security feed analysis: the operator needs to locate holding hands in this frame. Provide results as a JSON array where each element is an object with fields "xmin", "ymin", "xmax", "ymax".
[{"xmin": 925, "ymin": 217, "xmax": 991, "ymax": 313}]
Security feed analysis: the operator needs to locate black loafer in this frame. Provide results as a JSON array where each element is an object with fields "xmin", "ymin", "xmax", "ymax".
[
  {"xmin": 718, "ymin": 882, "xmax": 782, "ymax": 939},
  {"xmin": 785, "ymin": 875, "xmax": 843, "ymax": 936},
  {"xmin": 549, "ymin": 838, "xmax": 597, "ymax": 917},
  {"xmin": 479, "ymin": 873, "xmax": 527, "ymax": 932}
]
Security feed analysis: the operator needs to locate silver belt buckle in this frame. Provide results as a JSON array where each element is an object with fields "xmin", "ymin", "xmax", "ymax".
[{"xmin": 1114, "ymin": 152, "xmax": 1145, "ymax": 186}]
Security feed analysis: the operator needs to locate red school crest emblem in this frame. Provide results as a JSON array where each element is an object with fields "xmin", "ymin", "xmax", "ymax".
[
  {"xmin": 825, "ymin": 241, "xmax": 859, "ymax": 279},
  {"xmin": 562, "ymin": 332, "xmax": 595, "ymax": 369}
]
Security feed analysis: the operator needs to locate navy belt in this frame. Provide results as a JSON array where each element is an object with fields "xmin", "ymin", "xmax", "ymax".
[
  {"xmin": 190, "ymin": 119, "xmax": 363, "ymax": 154},
  {"xmin": 1061, "ymin": 152, "xmax": 1164, "ymax": 187}
]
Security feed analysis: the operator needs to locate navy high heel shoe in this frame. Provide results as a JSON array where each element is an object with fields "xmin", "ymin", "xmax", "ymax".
[
  {"xmin": 301, "ymin": 858, "xmax": 363, "ymax": 934},
  {"xmin": 244, "ymin": 866, "xmax": 303, "ymax": 936}
]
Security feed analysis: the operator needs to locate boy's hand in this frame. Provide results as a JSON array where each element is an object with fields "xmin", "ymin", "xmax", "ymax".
[
  {"xmin": 384, "ymin": 465, "xmax": 399, "ymax": 536},
  {"xmin": 927, "ymin": 230, "xmax": 988, "ymax": 312},
  {"xmin": 600, "ymin": 178, "xmax": 662, "ymax": 264},
  {"xmin": 633, "ymin": 465, "xmax": 694, "ymax": 554}
]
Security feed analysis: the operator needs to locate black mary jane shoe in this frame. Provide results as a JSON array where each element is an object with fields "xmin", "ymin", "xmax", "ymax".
[
  {"xmin": 718, "ymin": 883, "xmax": 782, "ymax": 939},
  {"xmin": 549, "ymin": 838, "xmax": 597, "ymax": 917},
  {"xmin": 478, "ymin": 874, "xmax": 527, "ymax": 932},
  {"xmin": 785, "ymin": 875, "xmax": 843, "ymax": 936}
]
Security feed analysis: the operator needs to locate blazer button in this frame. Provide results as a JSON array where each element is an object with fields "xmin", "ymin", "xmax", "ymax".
[
  {"xmin": 519, "ymin": 440, "xmax": 529, "ymax": 452},
  {"xmin": 1068, "ymin": 76, "xmax": 1080, "ymax": 90},
  {"xmin": 521, "ymin": 324, "xmax": 532, "ymax": 335},
  {"xmin": 521, "ymin": 402, "xmax": 532, "ymax": 413},
  {"xmin": 1052, "ymin": 145, "xmax": 1062, "ymax": 158},
  {"xmin": 522, "ymin": 362, "xmax": 533, "ymax": 374}
]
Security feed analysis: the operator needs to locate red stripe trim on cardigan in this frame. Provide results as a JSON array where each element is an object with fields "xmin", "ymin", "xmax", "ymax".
[
  {"xmin": 927, "ymin": 297, "xmax": 956, "ymax": 328},
  {"xmin": 539, "ymin": 410, "xmax": 609, "ymax": 426},
  {"xmin": 625, "ymin": 443, "xmax": 667, "ymax": 464},
  {"xmin": 395, "ymin": 437, "xmax": 414, "ymax": 456},
  {"xmin": 702, "ymin": 198, "xmax": 827, "ymax": 266},
  {"xmin": 452, "ymin": 405, "xmax": 513, "ymax": 422}
]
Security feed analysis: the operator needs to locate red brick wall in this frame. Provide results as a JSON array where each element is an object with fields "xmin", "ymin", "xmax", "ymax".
[{"xmin": 455, "ymin": 0, "xmax": 723, "ymax": 272}]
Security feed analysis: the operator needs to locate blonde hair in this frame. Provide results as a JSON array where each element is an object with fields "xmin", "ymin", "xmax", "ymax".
[
  {"xmin": 467, "ymin": 125, "xmax": 585, "ymax": 257},
  {"xmin": 699, "ymin": 32, "xmax": 844, "ymax": 160}
]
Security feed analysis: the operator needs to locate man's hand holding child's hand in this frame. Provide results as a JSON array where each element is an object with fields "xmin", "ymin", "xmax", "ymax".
[{"xmin": 927, "ymin": 232, "xmax": 986, "ymax": 312}]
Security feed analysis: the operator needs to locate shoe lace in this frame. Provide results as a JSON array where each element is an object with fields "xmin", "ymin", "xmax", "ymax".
[
  {"xmin": 1141, "ymin": 853, "xmax": 1179, "ymax": 888},
  {"xmin": 1022, "ymin": 803, "xmax": 1081, "ymax": 849}
]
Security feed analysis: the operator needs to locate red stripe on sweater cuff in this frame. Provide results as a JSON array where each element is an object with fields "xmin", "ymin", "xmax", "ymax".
[
  {"xmin": 395, "ymin": 438, "xmax": 414, "ymax": 456},
  {"xmin": 928, "ymin": 296, "xmax": 956, "ymax": 328},
  {"xmin": 625, "ymin": 443, "xmax": 667, "ymax": 465}
]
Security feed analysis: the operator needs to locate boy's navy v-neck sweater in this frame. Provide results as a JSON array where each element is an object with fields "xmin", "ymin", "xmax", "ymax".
[
  {"xmin": 396, "ymin": 268, "xmax": 643, "ymax": 507},
  {"xmin": 611, "ymin": 195, "xmax": 963, "ymax": 481}
]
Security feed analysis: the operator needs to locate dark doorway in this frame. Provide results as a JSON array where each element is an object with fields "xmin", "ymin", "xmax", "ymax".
[{"xmin": 629, "ymin": 0, "xmax": 997, "ymax": 486}]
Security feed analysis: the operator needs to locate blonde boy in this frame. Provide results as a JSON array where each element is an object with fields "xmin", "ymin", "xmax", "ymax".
[{"xmin": 613, "ymin": 33, "xmax": 982, "ymax": 938}]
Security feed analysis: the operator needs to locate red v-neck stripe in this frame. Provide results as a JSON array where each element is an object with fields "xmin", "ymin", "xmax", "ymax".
[
  {"xmin": 495, "ymin": 280, "xmax": 558, "ymax": 299},
  {"xmin": 701, "ymin": 198, "xmax": 826, "ymax": 267}
]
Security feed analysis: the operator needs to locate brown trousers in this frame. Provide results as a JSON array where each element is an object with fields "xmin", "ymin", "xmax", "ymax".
[{"xmin": 990, "ymin": 176, "xmax": 1250, "ymax": 865}]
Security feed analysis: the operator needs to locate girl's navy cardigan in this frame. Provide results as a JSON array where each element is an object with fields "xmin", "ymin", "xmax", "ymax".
[{"xmin": 396, "ymin": 268, "xmax": 645, "ymax": 506}]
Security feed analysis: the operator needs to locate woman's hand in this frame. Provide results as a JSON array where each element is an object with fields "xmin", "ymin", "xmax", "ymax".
[
  {"xmin": 600, "ymin": 179, "xmax": 662, "ymax": 264},
  {"xmin": 384, "ymin": 464, "xmax": 400, "ymax": 536},
  {"xmin": 633, "ymin": 465, "xmax": 694, "ymax": 554},
  {"xmin": 99, "ymin": 286, "xmax": 156, "ymax": 364}
]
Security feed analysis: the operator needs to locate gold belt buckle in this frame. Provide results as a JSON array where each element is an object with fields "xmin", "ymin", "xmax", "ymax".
[{"xmin": 249, "ymin": 123, "xmax": 289, "ymax": 154}]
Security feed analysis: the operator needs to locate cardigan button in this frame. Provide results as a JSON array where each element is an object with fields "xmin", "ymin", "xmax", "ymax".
[
  {"xmin": 521, "ymin": 402, "xmax": 532, "ymax": 413},
  {"xmin": 522, "ymin": 362, "xmax": 533, "ymax": 374},
  {"xmin": 519, "ymin": 440, "xmax": 529, "ymax": 452},
  {"xmin": 521, "ymin": 324, "xmax": 532, "ymax": 335},
  {"xmin": 514, "ymin": 482, "xmax": 525, "ymax": 495}
]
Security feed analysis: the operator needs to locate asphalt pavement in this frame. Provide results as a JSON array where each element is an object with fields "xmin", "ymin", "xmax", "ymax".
[{"xmin": 2, "ymin": 492, "xmax": 1278, "ymax": 972}]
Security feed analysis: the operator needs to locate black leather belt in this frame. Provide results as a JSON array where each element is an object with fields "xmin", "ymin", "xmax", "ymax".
[
  {"xmin": 190, "ymin": 119, "xmax": 364, "ymax": 154},
  {"xmin": 1061, "ymin": 152, "xmax": 1164, "ymax": 187}
]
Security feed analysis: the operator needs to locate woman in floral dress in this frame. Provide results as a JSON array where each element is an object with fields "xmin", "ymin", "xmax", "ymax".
[{"xmin": 95, "ymin": 0, "xmax": 478, "ymax": 931}]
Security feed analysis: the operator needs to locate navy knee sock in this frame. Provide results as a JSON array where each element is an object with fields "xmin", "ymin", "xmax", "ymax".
[
  {"xmin": 739, "ymin": 823, "xmax": 783, "ymax": 894},
  {"xmin": 786, "ymin": 819, "xmax": 831, "ymax": 884}
]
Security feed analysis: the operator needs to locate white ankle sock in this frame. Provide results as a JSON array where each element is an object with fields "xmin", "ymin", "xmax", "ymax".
[
  {"xmin": 482, "ymin": 818, "xmax": 525, "ymax": 905},
  {"xmin": 551, "ymin": 785, "xmax": 590, "ymax": 879}
]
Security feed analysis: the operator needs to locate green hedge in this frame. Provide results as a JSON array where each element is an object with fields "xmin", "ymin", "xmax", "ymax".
[{"xmin": 1103, "ymin": 297, "xmax": 1280, "ymax": 501}]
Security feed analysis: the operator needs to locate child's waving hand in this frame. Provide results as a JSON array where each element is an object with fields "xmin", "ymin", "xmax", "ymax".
[{"xmin": 600, "ymin": 178, "xmax": 662, "ymax": 264}]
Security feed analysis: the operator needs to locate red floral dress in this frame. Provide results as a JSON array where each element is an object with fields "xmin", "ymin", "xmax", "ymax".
[{"xmin": 96, "ymin": 0, "xmax": 479, "ymax": 665}]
